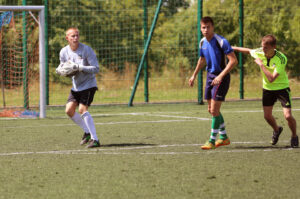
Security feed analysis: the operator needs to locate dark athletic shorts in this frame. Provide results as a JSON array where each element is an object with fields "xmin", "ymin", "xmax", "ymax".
[
  {"xmin": 205, "ymin": 72, "xmax": 230, "ymax": 101},
  {"xmin": 262, "ymin": 88, "xmax": 292, "ymax": 108},
  {"xmin": 67, "ymin": 87, "xmax": 98, "ymax": 106}
]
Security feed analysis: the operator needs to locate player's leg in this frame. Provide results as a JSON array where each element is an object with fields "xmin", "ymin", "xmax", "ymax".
[
  {"xmin": 210, "ymin": 99, "xmax": 222, "ymax": 117},
  {"xmin": 202, "ymin": 73, "xmax": 230, "ymax": 149},
  {"xmin": 201, "ymin": 75, "xmax": 216, "ymax": 149},
  {"xmin": 263, "ymin": 106, "xmax": 279, "ymax": 131},
  {"xmin": 215, "ymin": 112, "xmax": 230, "ymax": 147},
  {"xmin": 212, "ymin": 74, "xmax": 230, "ymax": 147},
  {"xmin": 66, "ymin": 91, "xmax": 90, "ymax": 144},
  {"xmin": 262, "ymin": 89, "xmax": 283, "ymax": 145},
  {"xmin": 207, "ymin": 99, "xmax": 212, "ymax": 114},
  {"xmin": 201, "ymin": 74, "xmax": 218, "ymax": 149},
  {"xmin": 202, "ymin": 100, "xmax": 224, "ymax": 149},
  {"xmin": 209, "ymin": 100, "xmax": 222, "ymax": 143},
  {"xmin": 207, "ymin": 100, "xmax": 229, "ymax": 143},
  {"xmin": 67, "ymin": 101, "xmax": 89, "ymax": 134},
  {"xmin": 218, "ymin": 113, "xmax": 226, "ymax": 139},
  {"xmin": 78, "ymin": 87, "xmax": 100, "ymax": 148},
  {"xmin": 278, "ymin": 88, "xmax": 298, "ymax": 147},
  {"xmin": 283, "ymin": 108, "xmax": 297, "ymax": 136},
  {"xmin": 66, "ymin": 101, "xmax": 77, "ymax": 117},
  {"xmin": 264, "ymin": 106, "xmax": 283, "ymax": 145},
  {"xmin": 80, "ymin": 105, "xmax": 100, "ymax": 148},
  {"xmin": 211, "ymin": 100, "xmax": 230, "ymax": 147}
]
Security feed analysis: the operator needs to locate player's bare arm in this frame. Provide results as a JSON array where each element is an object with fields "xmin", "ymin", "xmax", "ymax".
[
  {"xmin": 254, "ymin": 58, "xmax": 279, "ymax": 83},
  {"xmin": 211, "ymin": 52, "xmax": 237, "ymax": 85},
  {"xmin": 232, "ymin": 46, "xmax": 252, "ymax": 54},
  {"xmin": 189, "ymin": 56, "xmax": 206, "ymax": 87}
]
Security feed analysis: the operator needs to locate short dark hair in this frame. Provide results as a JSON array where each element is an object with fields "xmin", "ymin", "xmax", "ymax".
[
  {"xmin": 201, "ymin": 16, "xmax": 214, "ymax": 26},
  {"xmin": 262, "ymin": 34, "xmax": 276, "ymax": 46}
]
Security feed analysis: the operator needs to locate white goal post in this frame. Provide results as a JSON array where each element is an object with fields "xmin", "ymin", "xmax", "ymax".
[{"xmin": 0, "ymin": 6, "xmax": 46, "ymax": 118}]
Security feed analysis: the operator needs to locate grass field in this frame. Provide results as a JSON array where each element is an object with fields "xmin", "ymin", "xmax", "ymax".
[{"xmin": 1, "ymin": 100, "xmax": 300, "ymax": 199}]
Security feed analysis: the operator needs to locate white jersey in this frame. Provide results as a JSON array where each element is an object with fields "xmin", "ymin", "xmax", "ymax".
[{"xmin": 60, "ymin": 43, "xmax": 99, "ymax": 91}]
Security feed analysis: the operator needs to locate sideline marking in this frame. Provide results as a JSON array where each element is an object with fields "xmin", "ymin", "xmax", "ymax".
[
  {"xmin": 145, "ymin": 113, "xmax": 210, "ymax": 120},
  {"xmin": 2, "ymin": 119, "xmax": 203, "ymax": 129},
  {"xmin": 0, "ymin": 141, "xmax": 295, "ymax": 157},
  {"xmin": 1, "ymin": 108, "xmax": 299, "ymax": 121}
]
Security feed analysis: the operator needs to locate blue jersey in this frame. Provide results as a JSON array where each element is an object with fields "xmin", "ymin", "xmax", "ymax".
[{"xmin": 199, "ymin": 34, "xmax": 233, "ymax": 74}]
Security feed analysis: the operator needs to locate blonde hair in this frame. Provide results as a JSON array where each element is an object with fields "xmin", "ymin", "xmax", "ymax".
[{"xmin": 66, "ymin": 27, "xmax": 79, "ymax": 36}]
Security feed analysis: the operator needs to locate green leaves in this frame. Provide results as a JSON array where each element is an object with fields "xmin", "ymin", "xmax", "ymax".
[{"xmin": 3, "ymin": 0, "xmax": 298, "ymax": 78}]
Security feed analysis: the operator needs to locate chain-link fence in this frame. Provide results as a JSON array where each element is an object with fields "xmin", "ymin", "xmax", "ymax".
[{"xmin": 1, "ymin": 0, "xmax": 299, "ymax": 109}]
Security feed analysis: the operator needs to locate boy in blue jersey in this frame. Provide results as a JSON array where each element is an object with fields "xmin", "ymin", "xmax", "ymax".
[
  {"xmin": 189, "ymin": 16, "xmax": 238, "ymax": 150},
  {"xmin": 59, "ymin": 27, "xmax": 100, "ymax": 148}
]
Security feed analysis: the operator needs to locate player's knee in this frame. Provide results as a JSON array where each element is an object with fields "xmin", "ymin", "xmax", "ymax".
[
  {"xmin": 78, "ymin": 106, "xmax": 88, "ymax": 115},
  {"xmin": 207, "ymin": 108, "xmax": 211, "ymax": 114},
  {"xmin": 210, "ymin": 109, "xmax": 219, "ymax": 117},
  {"xmin": 263, "ymin": 114, "xmax": 269, "ymax": 120},
  {"xmin": 78, "ymin": 109, "xmax": 84, "ymax": 115},
  {"xmin": 65, "ymin": 108, "xmax": 75, "ymax": 117},
  {"xmin": 284, "ymin": 113, "xmax": 294, "ymax": 122},
  {"xmin": 264, "ymin": 114, "xmax": 272, "ymax": 121}
]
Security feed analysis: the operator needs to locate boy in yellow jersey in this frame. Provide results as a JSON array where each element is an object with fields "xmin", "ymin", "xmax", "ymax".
[{"xmin": 233, "ymin": 34, "xmax": 298, "ymax": 148}]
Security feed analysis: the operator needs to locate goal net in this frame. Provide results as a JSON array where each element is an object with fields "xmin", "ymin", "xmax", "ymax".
[{"xmin": 0, "ymin": 6, "xmax": 45, "ymax": 118}]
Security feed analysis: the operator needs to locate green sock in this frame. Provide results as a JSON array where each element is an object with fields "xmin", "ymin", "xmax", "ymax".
[
  {"xmin": 219, "ymin": 113, "xmax": 228, "ymax": 140},
  {"xmin": 209, "ymin": 115, "xmax": 220, "ymax": 144}
]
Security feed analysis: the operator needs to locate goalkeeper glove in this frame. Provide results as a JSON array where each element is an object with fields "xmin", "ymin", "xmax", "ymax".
[{"xmin": 68, "ymin": 60, "xmax": 84, "ymax": 72}]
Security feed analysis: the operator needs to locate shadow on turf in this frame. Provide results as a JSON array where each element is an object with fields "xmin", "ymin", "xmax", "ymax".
[{"xmin": 100, "ymin": 143, "xmax": 156, "ymax": 148}]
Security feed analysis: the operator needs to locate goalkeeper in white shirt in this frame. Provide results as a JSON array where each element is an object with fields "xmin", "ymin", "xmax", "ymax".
[{"xmin": 58, "ymin": 27, "xmax": 100, "ymax": 148}]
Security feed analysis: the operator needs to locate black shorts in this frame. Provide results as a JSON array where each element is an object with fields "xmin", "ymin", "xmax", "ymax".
[
  {"xmin": 205, "ymin": 72, "xmax": 230, "ymax": 101},
  {"xmin": 67, "ymin": 87, "xmax": 98, "ymax": 106},
  {"xmin": 262, "ymin": 88, "xmax": 292, "ymax": 108}
]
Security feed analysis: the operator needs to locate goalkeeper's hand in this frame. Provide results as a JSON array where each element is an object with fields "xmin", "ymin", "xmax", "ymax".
[{"xmin": 56, "ymin": 60, "xmax": 83, "ymax": 77}]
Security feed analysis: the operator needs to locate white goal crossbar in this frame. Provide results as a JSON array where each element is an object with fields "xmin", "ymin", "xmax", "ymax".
[{"xmin": 0, "ymin": 6, "xmax": 46, "ymax": 118}]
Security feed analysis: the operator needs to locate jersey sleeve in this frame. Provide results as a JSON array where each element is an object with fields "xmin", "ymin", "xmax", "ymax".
[
  {"xmin": 86, "ymin": 46, "xmax": 99, "ymax": 67},
  {"xmin": 82, "ymin": 46, "xmax": 99, "ymax": 74},
  {"xmin": 199, "ymin": 39, "xmax": 205, "ymax": 57},
  {"xmin": 274, "ymin": 55, "xmax": 287, "ymax": 74},
  {"xmin": 199, "ymin": 48, "xmax": 204, "ymax": 57},
  {"xmin": 250, "ymin": 49, "xmax": 258, "ymax": 59},
  {"xmin": 250, "ymin": 48, "xmax": 265, "ymax": 59},
  {"xmin": 222, "ymin": 39, "xmax": 233, "ymax": 55},
  {"xmin": 59, "ymin": 48, "xmax": 67, "ymax": 63}
]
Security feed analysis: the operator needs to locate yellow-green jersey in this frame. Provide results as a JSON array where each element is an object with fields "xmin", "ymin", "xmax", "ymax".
[{"xmin": 250, "ymin": 48, "xmax": 289, "ymax": 90}]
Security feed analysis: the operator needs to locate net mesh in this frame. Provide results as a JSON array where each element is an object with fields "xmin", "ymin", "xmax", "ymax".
[
  {"xmin": 0, "ymin": 10, "xmax": 39, "ymax": 117},
  {"xmin": 47, "ymin": 0, "xmax": 199, "ymax": 105}
]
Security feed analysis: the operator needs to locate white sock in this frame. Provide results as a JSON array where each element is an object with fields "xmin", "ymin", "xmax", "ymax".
[
  {"xmin": 71, "ymin": 112, "xmax": 89, "ymax": 133},
  {"xmin": 82, "ymin": 111, "xmax": 98, "ymax": 141}
]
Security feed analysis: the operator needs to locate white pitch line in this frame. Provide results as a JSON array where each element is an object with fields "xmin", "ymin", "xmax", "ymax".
[
  {"xmin": 2, "ymin": 119, "xmax": 202, "ymax": 129},
  {"xmin": 0, "ymin": 143, "xmax": 202, "ymax": 156},
  {"xmin": 92, "ymin": 112, "xmax": 210, "ymax": 120},
  {"xmin": 144, "ymin": 113, "xmax": 210, "ymax": 120},
  {"xmin": 92, "ymin": 112, "xmax": 185, "ymax": 117},
  {"xmin": 94, "ymin": 119, "xmax": 201, "ymax": 125},
  {"xmin": 1, "ymin": 108, "xmax": 299, "ymax": 121},
  {"xmin": 0, "ymin": 141, "xmax": 296, "ymax": 157},
  {"xmin": 223, "ymin": 108, "xmax": 300, "ymax": 113},
  {"xmin": 140, "ymin": 148, "xmax": 295, "ymax": 155}
]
